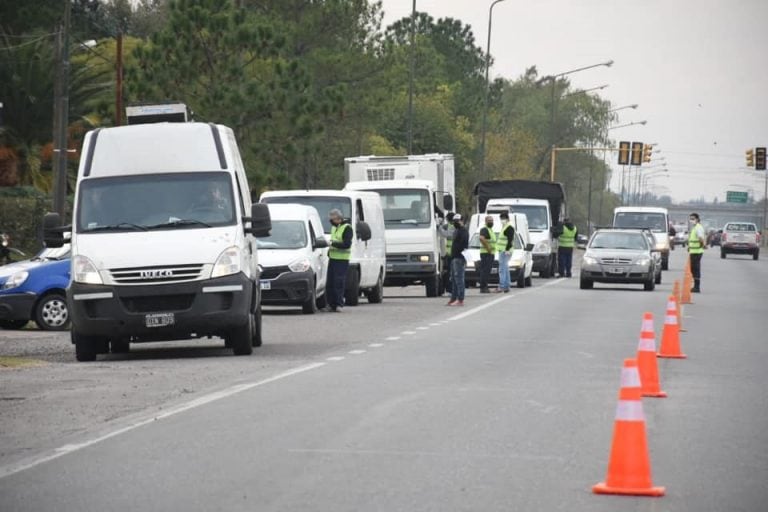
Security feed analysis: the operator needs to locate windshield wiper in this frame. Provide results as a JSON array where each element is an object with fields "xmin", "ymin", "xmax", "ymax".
[
  {"xmin": 147, "ymin": 219, "xmax": 212, "ymax": 229},
  {"xmin": 83, "ymin": 222, "xmax": 148, "ymax": 232}
]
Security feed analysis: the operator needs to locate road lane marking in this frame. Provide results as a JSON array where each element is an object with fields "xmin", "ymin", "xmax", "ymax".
[
  {"xmin": 286, "ymin": 447, "xmax": 564, "ymax": 462},
  {"xmin": 417, "ymin": 327, "xmax": 429, "ymax": 330},
  {"xmin": 326, "ymin": 356, "xmax": 346, "ymax": 361},
  {"xmin": 385, "ymin": 336, "xmax": 401, "ymax": 341},
  {"xmin": 368, "ymin": 343, "xmax": 384, "ymax": 348},
  {"xmin": 429, "ymin": 323, "xmax": 441, "ymax": 326},
  {"xmin": 401, "ymin": 331, "xmax": 416, "ymax": 335},
  {"xmin": 348, "ymin": 350, "xmax": 366, "ymax": 355},
  {"xmin": 0, "ymin": 362, "xmax": 326, "ymax": 480},
  {"xmin": 448, "ymin": 279, "xmax": 563, "ymax": 322}
]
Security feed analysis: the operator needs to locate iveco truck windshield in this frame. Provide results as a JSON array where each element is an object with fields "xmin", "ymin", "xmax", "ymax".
[{"xmin": 377, "ymin": 189, "xmax": 431, "ymax": 228}]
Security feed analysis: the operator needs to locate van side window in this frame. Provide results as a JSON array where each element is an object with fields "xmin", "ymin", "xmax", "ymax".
[
  {"xmin": 356, "ymin": 199, "xmax": 364, "ymax": 222},
  {"xmin": 234, "ymin": 174, "xmax": 246, "ymax": 216}
]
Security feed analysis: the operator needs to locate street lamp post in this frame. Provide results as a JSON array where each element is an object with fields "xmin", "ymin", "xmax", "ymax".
[{"xmin": 479, "ymin": 0, "xmax": 506, "ymax": 179}]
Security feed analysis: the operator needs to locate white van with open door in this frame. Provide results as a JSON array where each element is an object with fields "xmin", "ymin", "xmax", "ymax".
[{"xmin": 260, "ymin": 190, "xmax": 386, "ymax": 305}]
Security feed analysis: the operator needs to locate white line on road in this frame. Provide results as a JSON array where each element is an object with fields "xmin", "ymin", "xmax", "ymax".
[
  {"xmin": 448, "ymin": 279, "xmax": 564, "ymax": 322},
  {"xmin": 348, "ymin": 350, "xmax": 366, "ymax": 355},
  {"xmin": 0, "ymin": 362, "xmax": 326, "ymax": 480},
  {"xmin": 401, "ymin": 331, "xmax": 417, "ymax": 335},
  {"xmin": 385, "ymin": 336, "xmax": 401, "ymax": 341},
  {"xmin": 417, "ymin": 327, "xmax": 429, "ymax": 330},
  {"xmin": 368, "ymin": 343, "xmax": 384, "ymax": 348},
  {"xmin": 429, "ymin": 323, "xmax": 441, "ymax": 326},
  {"xmin": 326, "ymin": 356, "xmax": 346, "ymax": 361}
]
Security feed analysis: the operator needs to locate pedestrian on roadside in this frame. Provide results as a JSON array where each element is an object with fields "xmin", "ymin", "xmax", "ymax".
[
  {"xmin": 325, "ymin": 209, "xmax": 353, "ymax": 312},
  {"xmin": 438, "ymin": 212, "xmax": 456, "ymax": 294},
  {"xmin": 687, "ymin": 212, "xmax": 707, "ymax": 293},
  {"xmin": 557, "ymin": 217, "xmax": 577, "ymax": 278},
  {"xmin": 447, "ymin": 214, "xmax": 469, "ymax": 306},
  {"xmin": 496, "ymin": 211, "xmax": 515, "ymax": 293},
  {"xmin": 478, "ymin": 215, "xmax": 497, "ymax": 293}
]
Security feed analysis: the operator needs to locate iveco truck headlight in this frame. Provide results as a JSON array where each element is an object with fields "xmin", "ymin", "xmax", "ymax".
[
  {"xmin": 73, "ymin": 255, "xmax": 103, "ymax": 284},
  {"xmin": 2, "ymin": 271, "xmax": 28, "ymax": 290},
  {"xmin": 212, "ymin": 246, "xmax": 242, "ymax": 278},
  {"xmin": 533, "ymin": 240, "xmax": 551, "ymax": 254},
  {"xmin": 288, "ymin": 258, "xmax": 311, "ymax": 273}
]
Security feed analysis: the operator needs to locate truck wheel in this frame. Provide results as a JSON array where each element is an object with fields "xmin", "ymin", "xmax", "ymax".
[
  {"xmin": 302, "ymin": 280, "xmax": 318, "ymax": 314},
  {"xmin": 72, "ymin": 330, "xmax": 100, "ymax": 362},
  {"xmin": 344, "ymin": 266, "xmax": 360, "ymax": 306},
  {"xmin": 367, "ymin": 272, "xmax": 384, "ymax": 304},
  {"xmin": 425, "ymin": 274, "xmax": 440, "ymax": 297},
  {"xmin": 721, "ymin": 250, "xmax": 726, "ymax": 259},
  {"xmin": 754, "ymin": 250, "xmax": 759, "ymax": 261},
  {"xmin": 111, "ymin": 339, "xmax": 130, "ymax": 353},
  {"xmin": 34, "ymin": 292, "xmax": 69, "ymax": 331},
  {"xmin": 540, "ymin": 258, "xmax": 551, "ymax": 278},
  {"xmin": 0, "ymin": 319, "xmax": 28, "ymax": 330},
  {"xmin": 524, "ymin": 274, "xmax": 532, "ymax": 287},
  {"xmin": 229, "ymin": 315, "xmax": 254, "ymax": 356},
  {"xmin": 516, "ymin": 272, "xmax": 525, "ymax": 288},
  {"xmin": 661, "ymin": 254, "xmax": 669, "ymax": 271},
  {"xmin": 315, "ymin": 290, "xmax": 327, "ymax": 309},
  {"xmin": 251, "ymin": 306, "xmax": 263, "ymax": 347}
]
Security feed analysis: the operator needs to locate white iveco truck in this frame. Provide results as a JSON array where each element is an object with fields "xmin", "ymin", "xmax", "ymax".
[{"xmin": 344, "ymin": 154, "xmax": 455, "ymax": 297}]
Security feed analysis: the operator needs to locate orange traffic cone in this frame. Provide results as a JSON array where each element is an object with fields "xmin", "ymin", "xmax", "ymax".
[
  {"xmin": 637, "ymin": 313, "xmax": 667, "ymax": 397},
  {"xmin": 681, "ymin": 261, "xmax": 693, "ymax": 304},
  {"xmin": 658, "ymin": 295, "xmax": 687, "ymax": 359},
  {"xmin": 593, "ymin": 359, "xmax": 665, "ymax": 497},
  {"xmin": 673, "ymin": 280, "xmax": 686, "ymax": 332}
]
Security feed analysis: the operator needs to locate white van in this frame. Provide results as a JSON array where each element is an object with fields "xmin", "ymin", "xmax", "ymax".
[
  {"xmin": 468, "ymin": 212, "xmax": 531, "ymax": 248},
  {"xmin": 260, "ymin": 190, "xmax": 386, "ymax": 305},
  {"xmin": 464, "ymin": 213, "xmax": 534, "ymax": 288},
  {"xmin": 43, "ymin": 122, "xmax": 271, "ymax": 361},
  {"xmin": 257, "ymin": 204, "xmax": 328, "ymax": 314},
  {"xmin": 613, "ymin": 207, "xmax": 671, "ymax": 270}
]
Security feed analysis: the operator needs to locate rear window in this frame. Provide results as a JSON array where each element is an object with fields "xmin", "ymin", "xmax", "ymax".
[{"xmin": 725, "ymin": 223, "xmax": 756, "ymax": 232}]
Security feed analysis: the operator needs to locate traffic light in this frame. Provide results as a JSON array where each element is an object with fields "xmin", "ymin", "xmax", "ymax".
[
  {"xmin": 630, "ymin": 142, "xmax": 644, "ymax": 166},
  {"xmin": 756, "ymin": 147, "xmax": 767, "ymax": 171},
  {"xmin": 746, "ymin": 148, "xmax": 754, "ymax": 168},
  {"xmin": 642, "ymin": 143, "xmax": 653, "ymax": 163},
  {"xmin": 618, "ymin": 141, "xmax": 630, "ymax": 165}
]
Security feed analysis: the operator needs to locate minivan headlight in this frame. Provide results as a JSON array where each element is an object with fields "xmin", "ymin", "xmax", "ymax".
[
  {"xmin": 2, "ymin": 271, "xmax": 28, "ymax": 290},
  {"xmin": 212, "ymin": 246, "xmax": 242, "ymax": 278},
  {"xmin": 534, "ymin": 240, "xmax": 551, "ymax": 254},
  {"xmin": 582, "ymin": 255, "xmax": 598, "ymax": 265},
  {"xmin": 288, "ymin": 258, "xmax": 311, "ymax": 273},
  {"xmin": 73, "ymin": 255, "xmax": 103, "ymax": 284}
]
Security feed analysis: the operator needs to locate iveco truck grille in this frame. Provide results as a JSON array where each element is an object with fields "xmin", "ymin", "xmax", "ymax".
[{"xmin": 110, "ymin": 264, "xmax": 205, "ymax": 284}]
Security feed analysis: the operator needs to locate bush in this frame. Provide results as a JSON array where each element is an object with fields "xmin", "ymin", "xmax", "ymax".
[{"xmin": 0, "ymin": 187, "xmax": 70, "ymax": 256}]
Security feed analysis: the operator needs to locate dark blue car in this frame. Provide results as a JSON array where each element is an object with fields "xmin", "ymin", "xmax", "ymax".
[{"xmin": 0, "ymin": 245, "xmax": 71, "ymax": 330}]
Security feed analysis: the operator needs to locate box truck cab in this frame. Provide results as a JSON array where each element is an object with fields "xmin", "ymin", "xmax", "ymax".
[
  {"xmin": 259, "ymin": 190, "xmax": 386, "ymax": 305},
  {"xmin": 43, "ymin": 122, "xmax": 271, "ymax": 361},
  {"xmin": 344, "ymin": 155, "xmax": 455, "ymax": 297},
  {"xmin": 613, "ymin": 207, "xmax": 671, "ymax": 270}
]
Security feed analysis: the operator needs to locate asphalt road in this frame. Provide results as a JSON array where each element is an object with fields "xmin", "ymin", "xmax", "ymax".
[{"xmin": 1, "ymin": 248, "xmax": 766, "ymax": 511}]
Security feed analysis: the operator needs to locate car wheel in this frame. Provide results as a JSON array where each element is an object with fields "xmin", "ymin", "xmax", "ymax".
[
  {"xmin": 367, "ymin": 272, "xmax": 384, "ymax": 304},
  {"xmin": 655, "ymin": 270, "xmax": 662, "ymax": 285},
  {"xmin": 34, "ymin": 292, "xmax": 69, "ymax": 331},
  {"xmin": 315, "ymin": 290, "xmax": 327, "ymax": 309},
  {"xmin": 754, "ymin": 250, "xmax": 759, "ymax": 261},
  {"xmin": 644, "ymin": 279, "xmax": 655, "ymax": 291},
  {"xmin": 516, "ymin": 272, "xmax": 525, "ymax": 288},
  {"xmin": 425, "ymin": 273, "xmax": 440, "ymax": 297},
  {"xmin": 251, "ymin": 306, "xmax": 263, "ymax": 347},
  {"xmin": 540, "ymin": 259, "xmax": 551, "ymax": 278},
  {"xmin": 228, "ymin": 315, "xmax": 254, "ymax": 356},
  {"xmin": 661, "ymin": 254, "xmax": 669, "ymax": 271},
  {"xmin": 0, "ymin": 319, "xmax": 28, "ymax": 330},
  {"xmin": 721, "ymin": 249, "xmax": 726, "ymax": 259},
  {"xmin": 579, "ymin": 278, "xmax": 593, "ymax": 290},
  {"xmin": 524, "ymin": 275, "xmax": 532, "ymax": 287},
  {"xmin": 72, "ymin": 330, "xmax": 103, "ymax": 362},
  {"xmin": 344, "ymin": 266, "xmax": 360, "ymax": 306},
  {"xmin": 302, "ymin": 280, "xmax": 318, "ymax": 314}
]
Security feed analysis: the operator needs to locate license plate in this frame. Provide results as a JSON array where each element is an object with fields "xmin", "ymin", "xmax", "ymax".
[
  {"xmin": 610, "ymin": 267, "xmax": 625, "ymax": 274},
  {"xmin": 145, "ymin": 313, "xmax": 174, "ymax": 328},
  {"xmin": 260, "ymin": 280, "xmax": 271, "ymax": 290}
]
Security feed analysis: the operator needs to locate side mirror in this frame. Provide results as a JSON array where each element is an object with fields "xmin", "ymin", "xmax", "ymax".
[
  {"xmin": 525, "ymin": 243, "xmax": 534, "ymax": 252},
  {"xmin": 246, "ymin": 203, "xmax": 271, "ymax": 237},
  {"xmin": 443, "ymin": 195, "xmax": 454, "ymax": 211},
  {"xmin": 356, "ymin": 221, "xmax": 372, "ymax": 242},
  {"xmin": 43, "ymin": 212, "xmax": 65, "ymax": 248},
  {"xmin": 313, "ymin": 237, "xmax": 329, "ymax": 250}
]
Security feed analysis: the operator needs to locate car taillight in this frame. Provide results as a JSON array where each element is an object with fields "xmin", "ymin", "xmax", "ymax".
[{"xmin": 757, "ymin": 233, "xmax": 761, "ymax": 243}]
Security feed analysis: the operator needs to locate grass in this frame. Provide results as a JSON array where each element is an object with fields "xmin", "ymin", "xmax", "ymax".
[{"xmin": 0, "ymin": 356, "xmax": 47, "ymax": 369}]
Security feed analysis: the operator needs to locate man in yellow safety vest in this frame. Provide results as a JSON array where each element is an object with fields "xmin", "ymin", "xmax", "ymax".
[
  {"xmin": 326, "ymin": 209, "xmax": 354, "ymax": 312},
  {"xmin": 479, "ymin": 215, "xmax": 497, "ymax": 293}
]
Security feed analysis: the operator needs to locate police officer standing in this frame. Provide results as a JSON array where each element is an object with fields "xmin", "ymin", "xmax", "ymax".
[
  {"xmin": 438, "ymin": 212, "xmax": 456, "ymax": 294},
  {"xmin": 687, "ymin": 212, "xmax": 707, "ymax": 293},
  {"xmin": 478, "ymin": 215, "xmax": 497, "ymax": 293},
  {"xmin": 326, "ymin": 209, "xmax": 353, "ymax": 312},
  {"xmin": 496, "ymin": 211, "xmax": 515, "ymax": 293},
  {"xmin": 557, "ymin": 217, "xmax": 577, "ymax": 278}
]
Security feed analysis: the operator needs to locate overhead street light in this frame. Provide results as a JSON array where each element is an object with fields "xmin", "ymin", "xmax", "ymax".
[
  {"xmin": 564, "ymin": 84, "xmax": 609, "ymax": 98},
  {"xmin": 608, "ymin": 120, "xmax": 647, "ymax": 131},
  {"xmin": 479, "ymin": 0, "xmax": 507, "ymax": 179},
  {"xmin": 609, "ymin": 104, "xmax": 638, "ymax": 114}
]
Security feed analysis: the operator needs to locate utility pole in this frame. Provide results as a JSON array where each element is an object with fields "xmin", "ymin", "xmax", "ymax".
[
  {"xmin": 406, "ymin": 0, "xmax": 415, "ymax": 154},
  {"xmin": 52, "ymin": 0, "xmax": 71, "ymax": 219},
  {"xmin": 115, "ymin": 31, "xmax": 123, "ymax": 126}
]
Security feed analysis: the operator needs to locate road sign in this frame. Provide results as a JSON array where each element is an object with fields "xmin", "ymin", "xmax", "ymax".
[{"xmin": 726, "ymin": 191, "xmax": 748, "ymax": 203}]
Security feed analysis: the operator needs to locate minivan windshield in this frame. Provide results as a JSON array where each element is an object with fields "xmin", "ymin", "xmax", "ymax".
[
  {"xmin": 469, "ymin": 232, "xmax": 522, "ymax": 250},
  {"xmin": 375, "ymin": 189, "xmax": 431, "ymax": 229},
  {"xmin": 262, "ymin": 196, "xmax": 351, "ymax": 234},
  {"xmin": 76, "ymin": 172, "xmax": 236, "ymax": 232},
  {"xmin": 255, "ymin": 221, "xmax": 307, "ymax": 249},
  {"xmin": 614, "ymin": 212, "xmax": 667, "ymax": 232}
]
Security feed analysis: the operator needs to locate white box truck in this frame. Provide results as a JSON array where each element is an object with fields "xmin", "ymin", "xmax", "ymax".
[
  {"xmin": 43, "ymin": 122, "xmax": 272, "ymax": 361},
  {"xmin": 344, "ymin": 154, "xmax": 455, "ymax": 297}
]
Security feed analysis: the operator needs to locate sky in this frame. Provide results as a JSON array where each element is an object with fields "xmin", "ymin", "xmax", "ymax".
[{"xmin": 379, "ymin": 0, "xmax": 768, "ymax": 202}]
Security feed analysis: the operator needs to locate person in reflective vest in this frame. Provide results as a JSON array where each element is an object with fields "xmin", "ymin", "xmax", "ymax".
[
  {"xmin": 326, "ymin": 209, "xmax": 353, "ymax": 312},
  {"xmin": 479, "ymin": 215, "xmax": 497, "ymax": 293},
  {"xmin": 438, "ymin": 212, "xmax": 456, "ymax": 294},
  {"xmin": 687, "ymin": 212, "xmax": 707, "ymax": 293},
  {"xmin": 557, "ymin": 218, "xmax": 577, "ymax": 278},
  {"xmin": 496, "ymin": 211, "xmax": 515, "ymax": 293}
]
